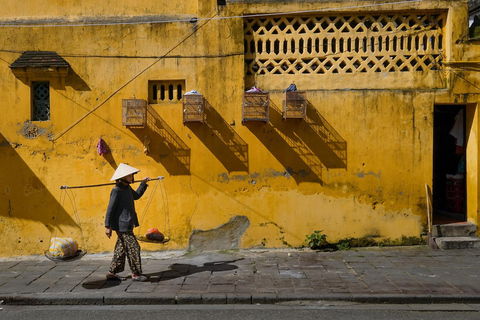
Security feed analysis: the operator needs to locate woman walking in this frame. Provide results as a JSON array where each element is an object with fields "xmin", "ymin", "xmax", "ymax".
[{"xmin": 104, "ymin": 163, "xmax": 150, "ymax": 282}]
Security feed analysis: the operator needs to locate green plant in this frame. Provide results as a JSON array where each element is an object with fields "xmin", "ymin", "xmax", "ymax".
[
  {"xmin": 305, "ymin": 230, "xmax": 328, "ymax": 250},
  {"xmin": 336, "ymin": 240, "xmax": 351, "ymax": 251}
]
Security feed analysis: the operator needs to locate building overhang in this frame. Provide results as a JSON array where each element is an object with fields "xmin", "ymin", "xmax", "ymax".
[{"xmin": 9, "ymin": 51, "xmax": 70, "ymax": 80}]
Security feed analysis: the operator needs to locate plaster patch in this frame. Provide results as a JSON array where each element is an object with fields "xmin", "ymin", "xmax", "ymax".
[{"xmin": 187, "ymin": 215, "xmax": 250, "ymax": 251}]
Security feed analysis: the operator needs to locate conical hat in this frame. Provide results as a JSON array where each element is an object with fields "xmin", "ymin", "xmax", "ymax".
[{"xmin": 110, "ymin": 163, "xmax": 140, "ymax": 181}]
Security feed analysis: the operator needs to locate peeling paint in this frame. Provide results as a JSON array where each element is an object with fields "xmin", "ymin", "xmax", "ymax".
[
  {"xmin": 19, "ymin": 121, "xmax": 48, "ymax": 140},
  {"xmin": 217, "ymin": 168, "xmax": 289, "ymax": 184},
  {"xmin": 188, "ymin": 215, "xmax": 250, "ymax": 251},
  {"xmin": 356, "ymin": 170, "xmax": 381, "ymax": 180},
  {"xmin": 286, "ymin": 167, "xmax": 310, "ymax": 178}
]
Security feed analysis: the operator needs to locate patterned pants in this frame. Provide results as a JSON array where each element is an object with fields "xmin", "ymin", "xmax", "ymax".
[{"xmin": 109, "ymin": 231, "xmax": 142, "ymax": 275}]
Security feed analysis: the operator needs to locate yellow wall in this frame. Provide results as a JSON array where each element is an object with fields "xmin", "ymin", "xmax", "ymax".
[{"xmin": 0, "ymin": 0, "xmax": 479, "ymax": 257}]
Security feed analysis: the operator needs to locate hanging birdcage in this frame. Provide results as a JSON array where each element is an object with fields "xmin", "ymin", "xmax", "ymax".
[
  {"xmin": 242, "ymin": 92, "xmax": 269, "ymax": 124},
  {"xmin": 122, "ymin": 99, "xmax": 147, "ymax": 127},
  {"xmin": 283, "ymin": 91, "xmax": 307, "ymax": 120},
  {"xmin": 183, "ymin": 94, "xmax": 205, "ymax": 124}
]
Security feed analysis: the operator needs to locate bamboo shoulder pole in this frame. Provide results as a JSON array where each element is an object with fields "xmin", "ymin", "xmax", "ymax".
[{"xmin": 60, "ymin": 176, "xmax": 164, "ymax": 189}]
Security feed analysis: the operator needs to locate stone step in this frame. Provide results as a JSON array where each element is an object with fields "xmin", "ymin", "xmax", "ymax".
[
  {"xmin": 434, "ymin": 236, "xmax": 480, "ymax": 249},
  {"xmin": 431, "ymin": 222, "xmax": 477, "ymax": 238}
]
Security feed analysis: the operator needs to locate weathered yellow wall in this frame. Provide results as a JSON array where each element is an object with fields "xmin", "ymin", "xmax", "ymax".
[
  {"xmin": 0, "ymin": 0, "xmax": 479, "ymax": 257},
  {"xmin": 0, "ymin": 1, "xmax": 200, "ymax": 19}
]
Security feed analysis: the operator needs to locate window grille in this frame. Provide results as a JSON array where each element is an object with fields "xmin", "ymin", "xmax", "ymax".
[
  {"xmin": 244, "ymin": 12, "xmax": 445, "ymax": 77},
  {"xmin": 32, "ymin": 81, "xmax": 50, "ymax": 121}
]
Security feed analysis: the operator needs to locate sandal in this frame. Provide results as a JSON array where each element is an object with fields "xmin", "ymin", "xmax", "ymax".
[
  {"xmin": 106, "ymin": 274, "xmax": 127, "ymax": 281},
  {"xmin": 132, "ymin": 275, "xmax": 148, "ymax": 282}
]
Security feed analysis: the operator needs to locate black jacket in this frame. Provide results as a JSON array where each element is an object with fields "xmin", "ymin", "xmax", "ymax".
[{"xmin": 104, "ymin": 181, "xmax": 148, "ymax": 232}]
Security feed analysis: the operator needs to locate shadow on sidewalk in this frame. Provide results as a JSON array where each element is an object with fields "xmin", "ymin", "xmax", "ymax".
[
  {"xmin": 82, "ymin": 278, "xmax": 124, "ymax": 289},
  {"xmin": 144, "ymin": 259, "xmax": 242, "ymax": 283},
  {"xmin": 81, "ymin": 259, "xmax": 242, "ymax": 289}
]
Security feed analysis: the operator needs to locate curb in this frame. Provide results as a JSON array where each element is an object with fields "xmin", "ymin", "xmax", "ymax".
[{"xmin": 2, "ymin": 293, "xmax": 480, "ymax": 305}]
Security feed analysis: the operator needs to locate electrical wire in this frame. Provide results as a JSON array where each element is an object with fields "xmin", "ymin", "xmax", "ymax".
[
  {"xmin": 3, "ymin": 0, "xmax": 471, "ymax": 141},
  {"xmin": 0, "ymin": 0, "xmax": 424, "ymax": 28},
  {"xmin": 50, "ymin": 8, "xmax": 217, "ymax": 141},
  {"xmin": 0, "ymin": 8, "xmax": 444, "ymax": 60}
]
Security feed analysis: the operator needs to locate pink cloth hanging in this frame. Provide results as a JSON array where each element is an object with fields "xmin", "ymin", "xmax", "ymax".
[{"xmin": 96, "ymin": 138, "xmax": 108, "ymax": 155}]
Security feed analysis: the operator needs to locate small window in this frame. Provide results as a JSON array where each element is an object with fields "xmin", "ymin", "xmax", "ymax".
[
  {"xmin": 168, "ymin": 84, "xmax": 174, "ymax": 100},
  {"xmin": 32, "ymin": 81, "xmax": 50, "ymax": 121},
  {"xmin": 160, "ymin": 85, "xmax": 165, "ymax": 100},
  {"xmin": 152, "ymin": 85, "xmax": 157, "ymax": 101},
  {"xmin": 177, "ymin": 84, "xmax": 183, "ymax": 100},
  {"xmin": 149, "ymin": 80, "xmax": 185, "ymax": 104}
]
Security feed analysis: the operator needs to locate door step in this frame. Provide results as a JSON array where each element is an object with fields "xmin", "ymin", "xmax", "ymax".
[
  {"xmin": 432, "ymin": 222, "xmax": 476, "ymax": 237},
  {"xmin": 430, "ymin": 222, "xmax": 480, "ymax": 249},
  {"xmin": 435, "ymin": 236, "xmax": 480, "ymax": 249}
]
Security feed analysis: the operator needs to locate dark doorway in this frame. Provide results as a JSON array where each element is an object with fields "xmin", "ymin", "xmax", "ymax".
[{"xmin": 433, "ymin": 105, "xmax": 466, "ymax": 224}]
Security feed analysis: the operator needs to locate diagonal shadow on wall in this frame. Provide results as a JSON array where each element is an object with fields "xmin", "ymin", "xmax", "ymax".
[
  {"xmin": 297, "ymin": 101, "xmax": 347, "ymax": 169},
  {"xmin": 64, "ymin": 68, "xmax": 91, "ymax": 91},
  {"xmin": 130, "ymin": 105, "xmax": 190, "ymax": 175},
  {"xmin": 0, "ymin": 132, "xmax": 78, "ymax": 248},
  {"xmin": 186, "ymin": 101, "xmax": 248, "ymax": 173},
  {"xmin": 244, "ymin": 102, "xmax": 323, "ymax": 184},
  {"xmin": 245, "ymin": 100, "xmax": 347, "ymax": 184}
]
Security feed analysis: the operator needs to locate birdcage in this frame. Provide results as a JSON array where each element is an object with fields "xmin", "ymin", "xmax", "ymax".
[
  {"xmin": 122, "ymin": 99, "xmax": 147, "ymax": 127},
  {"xmin": 283, "ymin": 91, "xmax": 306, "ymax": 120},
  {"xmin": 242, "ymin": 92, "xmax": 269, "ymax": 124},
  {"xmin": 183, "ymin": 94, "xmax": 205, "ymax": 124}
]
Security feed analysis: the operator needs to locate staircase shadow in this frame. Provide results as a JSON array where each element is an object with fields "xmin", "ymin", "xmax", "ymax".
[
  {"xmin": 186, "ymin": 101, "xmax": 248, "ymax": 173},
  {"xmin": 245, "ymin": 100, "xmax": 347, "ymax": 184},
  {"xmin": 130, "ymin": 105, "xmax": 191, "ymax": 175}
]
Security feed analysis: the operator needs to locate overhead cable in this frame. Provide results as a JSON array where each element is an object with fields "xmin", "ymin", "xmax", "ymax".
[{"xmin": 0, "ymin": 0, "xmax": 424, "ymax": 28}]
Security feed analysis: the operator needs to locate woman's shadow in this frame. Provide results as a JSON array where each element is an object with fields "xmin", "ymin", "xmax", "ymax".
[
  {"xmin": 82, "ymin": 259, "xmax": 242, "ymax": 289},
  {"xmin": 145, "ymin": 259, "xmax": 242, "ymax": 283}
]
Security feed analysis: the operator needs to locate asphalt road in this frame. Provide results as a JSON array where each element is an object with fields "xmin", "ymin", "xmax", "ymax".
[{"xmin": 1, "ymin": 303, "xmax": 480, "ymax": 320}]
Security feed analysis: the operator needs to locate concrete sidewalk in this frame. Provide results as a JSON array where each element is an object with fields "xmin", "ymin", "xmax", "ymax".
[{"xmin": 1, "ymin": 246, "xmax": 480, "ymax": 305}]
